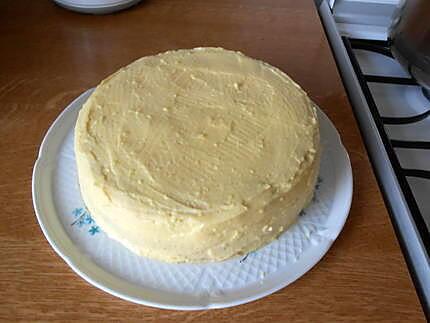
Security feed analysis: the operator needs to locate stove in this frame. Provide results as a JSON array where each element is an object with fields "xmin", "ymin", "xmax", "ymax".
[
  {"xmin": 345, "ymin": 38, "xmax": 430, "ymax": 235},
  {"xmin": 317, "ymin": 0, "xmax": 430, "ymax": 314}
]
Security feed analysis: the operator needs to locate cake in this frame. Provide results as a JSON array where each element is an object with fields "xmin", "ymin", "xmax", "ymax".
[{"xmin": 74, "ymin": 47, "xmax": 320, "ymax": 263}]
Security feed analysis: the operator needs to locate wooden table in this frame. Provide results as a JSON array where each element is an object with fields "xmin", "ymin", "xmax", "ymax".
[{"xmin": 0, "ymin": 0, "xmax": 424, "ymax": 321}]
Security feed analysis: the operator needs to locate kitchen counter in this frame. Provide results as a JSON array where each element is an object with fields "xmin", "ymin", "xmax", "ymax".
[{"xmin": 0, "ymin": 0, "xmax": 424, "ymax": 321}]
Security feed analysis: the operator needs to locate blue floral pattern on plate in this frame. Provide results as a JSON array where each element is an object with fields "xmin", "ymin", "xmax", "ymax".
[{"xmin": 71, "ymin": 207, "xmax": 100, "ymax": 236}]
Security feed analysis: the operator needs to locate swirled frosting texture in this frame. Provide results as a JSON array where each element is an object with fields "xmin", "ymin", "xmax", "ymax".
[{"xmin": 75, "ymin": 48, "xmax": 320, "ymax": 262}]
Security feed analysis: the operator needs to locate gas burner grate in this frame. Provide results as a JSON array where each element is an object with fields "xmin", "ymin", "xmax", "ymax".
[
  {"xmin": 381, "ymin": 109, "xmax": 430, "ymax": 125},
  {"xmin": 343, "ymin": 37, "xmax": 430, "ymax": 256},
  {"xmin": 364, "ymin": 75, "xmax": 417, "ymax": 85}
]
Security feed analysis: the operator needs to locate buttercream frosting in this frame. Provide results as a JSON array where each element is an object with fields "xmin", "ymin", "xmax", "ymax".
[{"xmin": 75, "ymin": 47, "xmax": 320, "ymax": 262}]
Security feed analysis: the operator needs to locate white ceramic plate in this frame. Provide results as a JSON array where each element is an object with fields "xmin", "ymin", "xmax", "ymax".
[
  {"xmin": 32, "ymin": 89, "xmax": 352, "ymax": 310},
  {"xmin": 53, "ymin": 0, "xmax": 141, "ymax": 14}
]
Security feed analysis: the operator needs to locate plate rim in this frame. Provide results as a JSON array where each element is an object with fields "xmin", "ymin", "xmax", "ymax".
[{"xmin": 32, "ymin": 89, "xmax": 353, "ymax": 310}]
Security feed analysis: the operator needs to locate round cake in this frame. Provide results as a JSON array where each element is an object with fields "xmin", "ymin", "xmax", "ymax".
[{"xmin": 75, "ymin": 47, "xmax": 320, "ymax": 263}]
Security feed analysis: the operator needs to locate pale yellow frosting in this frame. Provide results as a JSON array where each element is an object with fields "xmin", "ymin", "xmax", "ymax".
[{"xmin": 75, "ymin": 47, "xmax": 320, "ymax": 263}]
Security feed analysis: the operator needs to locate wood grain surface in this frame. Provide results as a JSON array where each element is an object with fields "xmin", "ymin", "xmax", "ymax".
[{"xmin": 0, "ymin": 0, "xmax": 424, "ymax": 321}]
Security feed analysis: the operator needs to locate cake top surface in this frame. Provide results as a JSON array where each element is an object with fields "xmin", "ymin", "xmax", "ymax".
[{"xmin": 75, "ymin": 47, "xmax": 318, "ymax": 223}]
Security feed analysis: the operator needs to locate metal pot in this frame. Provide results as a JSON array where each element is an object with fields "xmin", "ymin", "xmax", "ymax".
[{"xmin": 390, "ymin": 0, "xmax": 430, "ymax": 96}]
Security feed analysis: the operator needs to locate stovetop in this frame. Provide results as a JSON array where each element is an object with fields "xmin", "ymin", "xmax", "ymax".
[
  {"xmin": 317, "ymin": 1, "xmax": 430, "ymax": 315},
  {"xmin": 344, "ymin": 39, "xmax": 430, "ymax": 247}
]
